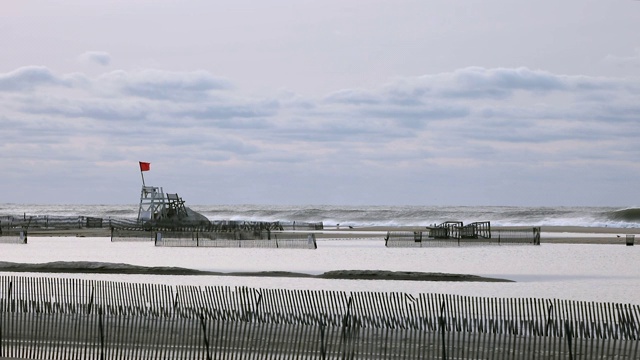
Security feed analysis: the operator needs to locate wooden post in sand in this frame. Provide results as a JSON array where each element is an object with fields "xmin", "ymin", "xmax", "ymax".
[{"xmin": 626, "ymin": 234, "xmax": 635, "ymax": 246}]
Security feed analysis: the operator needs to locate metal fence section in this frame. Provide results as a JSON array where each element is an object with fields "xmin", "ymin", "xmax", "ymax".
[
  {"xmin": 2, "ymin": 215, "xmax": 84, "ymax": 229},
  {"xmin": 110, "ymin": 227, "xmax": 155, "ymax": 242},
  {"xmin": 0, "ymin": 222, "xmax": 27, "ymax": 244},
  {"xmin": 154, "ymin": 230, "xmax": 318, "ymax": 249},
  {"xmin": 0, "ymin": 214, "xmax": 323, "ymax": 232},
  {"xmin": 493, "ymin": 227, "xmax": 541, "ymax": 245},
  {"xmin": 386, "ymin": 227, "xmax": 541, "ymax": 247},
  {"xmin": 0, "ymin": 214, "xmax": 139, "ymax": 230},
  {"xmin": 105, "ymin": 218, "xmax": 139, "ymax": 228},
  {"xmin": 0, "ymin": 275, "xmax": 638, "ymax": 359}
]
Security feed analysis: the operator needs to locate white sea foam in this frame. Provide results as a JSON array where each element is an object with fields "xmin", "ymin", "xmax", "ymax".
[{"xmin": 1, "ymin": 204, "xmax": 638, "ymax": 228}]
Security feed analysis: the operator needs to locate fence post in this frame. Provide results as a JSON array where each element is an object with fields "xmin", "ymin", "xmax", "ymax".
[
  {"xmin": 564, "ymin": 320, "xmax": 573, "ymax": 360},
  {"xmin": 173, "ymin": 288, "xmax": 181, "ymax": 314},
  {"xmin": 342, "ymin": 296, "xmax": 354, "ymax": 360},
  {"xmin": 0, "ymin": 281, "xmax": 9, "ymax": 357},
  {"xmin": 98, "ymin": 306, "xmax": 105, "ymax": 360},
  {"xmin": 439, "ymin": 301, "xmax": 447, "ymax": 360},
  {"xmin": 320, "ymin": 323, "xmax": 327, "ymax": 359},
  {"xmin": 534, "ymin": 227, "xmax": 541, "ymax": 245},
  {"xmin": 84, "ymin": 286, "xmax": 95, "ymax": 359},
  {"xmin": 88, "ymin": 286, "xmax": 94, "ymax": 315},
  {"xmin": 626, "ymin": 234, "xmax": 635, "ymax": 246},
  {"xmin": 199, "ymin": 310, "xmax": 212, "ymax": 360},
  {"xmin": 254, "ymin": 291, "xmax": 263, "ymax": 324},
  {"xmin": 545, "ymin": 301, "xmax": 553, "ymax": 336},
  {"xmin": 7, "ymin": 281, "xmax": 12, "ymax": 313}
]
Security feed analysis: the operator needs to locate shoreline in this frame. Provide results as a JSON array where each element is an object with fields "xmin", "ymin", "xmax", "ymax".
[{"xmin": 15, "ymin": 225, "xmax": 639, "ymax": 244}]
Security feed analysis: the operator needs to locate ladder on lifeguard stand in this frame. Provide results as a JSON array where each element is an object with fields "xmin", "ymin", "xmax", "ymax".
[{"xmin": 137, "ymin": 186, "xmax": 168, "ymax": 223}]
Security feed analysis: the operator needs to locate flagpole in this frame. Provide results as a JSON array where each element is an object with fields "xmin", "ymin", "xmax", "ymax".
[{"xmin": 139, "ymin": 161, "xmax": 149, "ymax": 187}]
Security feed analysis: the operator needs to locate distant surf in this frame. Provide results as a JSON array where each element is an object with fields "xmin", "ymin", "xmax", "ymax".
[{"xmin": 2, "ymin": 204, "xmax": 639, "ymax": 228}]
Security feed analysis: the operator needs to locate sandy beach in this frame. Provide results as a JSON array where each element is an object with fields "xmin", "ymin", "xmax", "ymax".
[
  {"xmin": 6, "ymin": 224, "xmax": 638, "ymax": 281},
  {"xmin": 1, "ymin": 223, "xmax": 638, "ymax": 359}
]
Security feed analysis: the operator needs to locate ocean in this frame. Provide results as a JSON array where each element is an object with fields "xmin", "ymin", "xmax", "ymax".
[
  {"xmin": 1, "ymin": 203, "xmax": 639, "ymax": 304},
  {"xmin": 1, "ymin": 203, "xmax": 640, "ymax": 228}
]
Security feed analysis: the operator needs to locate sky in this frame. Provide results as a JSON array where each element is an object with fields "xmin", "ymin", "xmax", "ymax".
[{"xmin": 1, "ymin": 0, "xmax": 640, "ymax": 206}]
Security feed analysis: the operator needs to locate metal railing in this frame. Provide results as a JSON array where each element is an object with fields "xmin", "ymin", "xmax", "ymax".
[
  {"xmin": 386, "ymin": 227, "xmax": 541, "ymax": 247},
  {"xmin": 154, "ymin": 231, "xmax": 318, "ymax": 249}
]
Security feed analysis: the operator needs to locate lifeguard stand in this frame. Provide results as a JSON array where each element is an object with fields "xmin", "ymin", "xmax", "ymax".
[
  {"xmin": 136, "ymin": 162, "xmax": 190, "ymax": 224},
  {"xmin": 137, "ymin": 186, "xmax": 168, "ymax": 223}
]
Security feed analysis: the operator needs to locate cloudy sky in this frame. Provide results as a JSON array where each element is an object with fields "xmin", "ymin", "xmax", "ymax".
[{"xmin": 1, "ymin": 0, "xmax": 640, "ymax": 206}]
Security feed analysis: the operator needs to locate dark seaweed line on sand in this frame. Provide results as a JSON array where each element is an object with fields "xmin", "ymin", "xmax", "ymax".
[{"xmin": 0, "ymin": 261, "xmax": 512, "ymax": 282}]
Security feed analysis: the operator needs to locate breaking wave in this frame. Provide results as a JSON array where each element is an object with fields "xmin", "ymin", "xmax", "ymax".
[{"xmin": 606, "ymin": 208, "xmax": 640, "ymax": 223}]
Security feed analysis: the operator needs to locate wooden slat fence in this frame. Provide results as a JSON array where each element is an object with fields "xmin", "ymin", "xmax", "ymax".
[{"xmin": 0, "ymin": 275, "xmax": 638, "ymax": 359}]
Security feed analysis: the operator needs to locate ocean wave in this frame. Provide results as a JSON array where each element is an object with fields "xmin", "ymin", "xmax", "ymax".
[
  {"xmin": 2, "ymin": 204, "xmax": 639, "ymax": 228},
  {"xmin": 605, "ymin": 208, "xmax": 640, "ymax": 222},
  {"xmin": 104, "ymin": 209, "xmax": 136, "ymax": 215}
]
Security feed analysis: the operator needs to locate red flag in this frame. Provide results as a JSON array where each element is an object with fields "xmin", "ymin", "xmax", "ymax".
[{"xmin": 139, "ymin": 161, "xmax": 151, "ymax": 172}]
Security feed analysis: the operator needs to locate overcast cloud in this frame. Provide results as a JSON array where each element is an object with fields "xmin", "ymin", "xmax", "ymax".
[{"xmin": 1, "ymin": 0, "xmax": 639, "ymax": 206}]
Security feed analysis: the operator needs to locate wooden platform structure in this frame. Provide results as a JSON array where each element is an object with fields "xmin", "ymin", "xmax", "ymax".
[
  {"xmin": 427, "ymin": 221, "xmax": 463, "ymax": 239},
  {"xmin": 426, "ymin": 221, "xmax": 492, "ymax": 240},
  {"xmin": 0, "ymin": 275, "xmax": 637, "ymax": 359},
  {"xmin": 166, "ymin": 193, "xmax": 187, "ymax": 217},
  {"xmin": 461, "ymin": 221, "xmax": 492, "ymax": 238}
]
